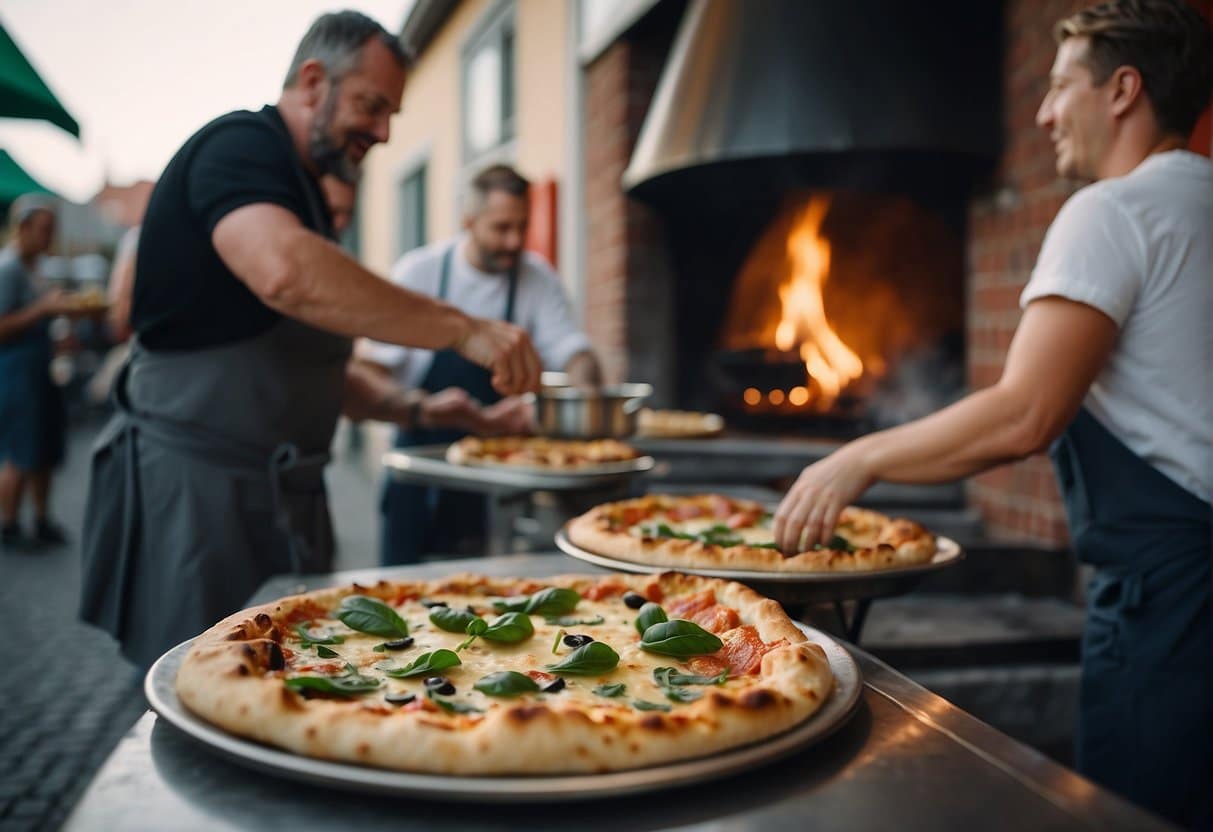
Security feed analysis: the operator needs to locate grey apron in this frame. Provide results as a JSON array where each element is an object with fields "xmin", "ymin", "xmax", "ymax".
[
  {"xmin": 1052, "ymin": 406, "xmax": 1211, "ymax": 829},
  {"xmin": 79, "ymin": 113, "xmax": 351, "ymax": 669}
]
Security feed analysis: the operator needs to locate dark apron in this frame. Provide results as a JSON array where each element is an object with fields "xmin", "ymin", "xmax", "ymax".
[
  {"xmin": 380, "ymin": 245, "xmax": 517, "ymax": 565},
  {"xmin": 1051, "ymin": 407, "xmax": 1212, "ymax": 829},
  {"xmin": 79, "ymin": 111, "xmax": 352, "ymax": 669}
]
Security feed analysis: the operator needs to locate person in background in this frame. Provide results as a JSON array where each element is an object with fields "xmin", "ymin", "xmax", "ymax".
[
  {"xmin": 363, "ymin": 164, "xmax": 601, "ymax": 565},
  {"xmin": 79, "ymin": 12, "xmax": 541, "ymax": 670},
  {"xmin": 0, "ymin": 196, "xmax": 77, "ymax": 548},
  {"xmin": 773, "ymin": 1, "xmax": 1212, "ymax": 826}
]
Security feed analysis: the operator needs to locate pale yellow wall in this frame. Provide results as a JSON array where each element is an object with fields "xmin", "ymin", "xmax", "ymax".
[
  {"xmin": 359, "ymin": 0, "xmax": 570, "ymax": 276},
  {"xmin": 514, "ymin": 0, "xmax": 568, "ymax": 182}
]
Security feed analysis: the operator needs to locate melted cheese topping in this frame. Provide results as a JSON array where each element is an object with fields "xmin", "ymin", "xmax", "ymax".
[{"xmin": 285, "ymin": 591, "xmax": 759, "ymax": 715}]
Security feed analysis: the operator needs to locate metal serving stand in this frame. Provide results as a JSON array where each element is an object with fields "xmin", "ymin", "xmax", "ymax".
[
  {"xmin": 65, "ymin": 554, "xmax": 1171, "ymax": 832},
  {"xmin": 555, "ymin": 528, "xmax": 965, "ymax": 643},
  {"xmin": 382, "ymin": 446, "xmax": 655, "ymax": 555}
]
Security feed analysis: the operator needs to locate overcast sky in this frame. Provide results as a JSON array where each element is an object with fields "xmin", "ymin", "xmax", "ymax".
[{"xmin": 0, "ymin": 0, "xmax": 413, "ymax": 202}]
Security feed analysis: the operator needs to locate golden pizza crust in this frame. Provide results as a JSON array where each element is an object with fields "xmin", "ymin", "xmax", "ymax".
[
  {"xmin": 567, "ymin": 495, "xmax": 937, "ymax": 573},
  {"xmin": 176, "ymin": 573, "xmax": 833, "ymax": 775}
]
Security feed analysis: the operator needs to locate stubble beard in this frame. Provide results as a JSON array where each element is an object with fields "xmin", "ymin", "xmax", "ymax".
[{"xmin": 309, "ymin": 83, "xmax": 361, "ymax": 186}]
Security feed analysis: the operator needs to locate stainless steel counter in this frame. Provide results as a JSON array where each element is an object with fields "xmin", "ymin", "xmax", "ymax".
[{"xmin": 64, "ymin": 554, "xmax": 1172, "ymax": 832}]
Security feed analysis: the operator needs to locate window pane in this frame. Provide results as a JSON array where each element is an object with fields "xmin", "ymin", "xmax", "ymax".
[
  {"xmin": 501, "ymin": 28, "xmax": 515, "ymax": 130},
  {"xmin": 466, "ymin": 45, "xmax": 502, "ymax": 156},
  {"xmin": 399, "ymin": 167, "xmax": 426, "ymax": 254}
]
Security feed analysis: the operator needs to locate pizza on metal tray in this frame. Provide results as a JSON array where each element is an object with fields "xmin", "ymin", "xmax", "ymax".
[
  {"xmin": 446, "ymin": 436, "xmax": 641, "ymax": 470},
  {"xmin": 176, "ymin": 572, "xmax": 833, "ymax": 775},
  {"xmin": 568, "ymin": 494, "xmax": 937, "ymax": 573}
]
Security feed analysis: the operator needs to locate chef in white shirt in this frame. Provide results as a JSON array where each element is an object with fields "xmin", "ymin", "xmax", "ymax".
[{"xmin": 364, "ymin": 164, "xmax": 600, "ymax": 564}]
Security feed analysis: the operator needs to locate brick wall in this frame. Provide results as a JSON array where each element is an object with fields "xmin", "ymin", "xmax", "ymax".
[
  {"xmin": 582, "ymin": 30, "xmax": 676, "ymax": 391},
  {"xmin": 966, "ymin": 0, "xmax": 1087, "ymax": 545}
]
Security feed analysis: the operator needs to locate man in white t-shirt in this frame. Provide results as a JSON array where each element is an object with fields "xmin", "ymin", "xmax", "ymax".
[
  {"xmin": 772, "ymin": 1, "xmax": 1211, "ymax": 826},
  {"xmin": 364, "ymin": 164, "xmax": 600, "ymax": 565}
]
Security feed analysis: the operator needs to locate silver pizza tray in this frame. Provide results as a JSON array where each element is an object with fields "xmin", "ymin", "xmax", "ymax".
[
  {"xmin": 555, "ymin": 526, "xmax": 965, "ymax": 605},
  {"xmin": 144, "ymin": 624, "xmax": 861, "ymax": 803},
  {"xmin": 384, "ymin": 444, "xmax": 656, "ymax": 494}
]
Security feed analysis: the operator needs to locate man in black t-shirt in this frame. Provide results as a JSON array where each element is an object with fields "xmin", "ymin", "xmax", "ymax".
[{"xmin": 80, "ymin": 11, "xmax": 541, "ymax": 669}]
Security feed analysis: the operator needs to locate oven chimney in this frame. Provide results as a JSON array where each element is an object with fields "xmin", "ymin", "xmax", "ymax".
[{"xmin": 622, "ymin": 0, "xmax": 1003, "ymax": 205}]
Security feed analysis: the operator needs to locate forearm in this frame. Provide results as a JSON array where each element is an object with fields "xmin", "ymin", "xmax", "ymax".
[
  {"xmin": 0, "ymin": 306, "xmax": 45, "ymax": 344},
  {"xmin": 342, "ymin": 359, "xmax": 425, "ymax": 425},
  {"xmin": 264, "ymin": 229, "xmax": 471, "ymax": 350},
  {"xmin": 856, "ymin": 383, "xmax": 1048, "ymax": 484}
]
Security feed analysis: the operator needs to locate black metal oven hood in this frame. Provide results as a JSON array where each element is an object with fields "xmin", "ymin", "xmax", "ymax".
[{"xmin": 622, "ymin": 0, "xmax": 1003, "ymax": 204}]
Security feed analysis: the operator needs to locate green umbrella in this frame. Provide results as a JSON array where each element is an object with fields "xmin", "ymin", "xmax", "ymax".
[
  {"xmin": 0, "ymin": 148, "xmax": 56, "ymax": 214},
  {"xmin": 0, "ymin": 20, "xmax": 79, "ymax": 137}
]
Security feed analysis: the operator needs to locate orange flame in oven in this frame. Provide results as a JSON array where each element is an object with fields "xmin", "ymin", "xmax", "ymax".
[{"xmin": 773, "ymin": 197, "xmax": 863, "ymax": 408}]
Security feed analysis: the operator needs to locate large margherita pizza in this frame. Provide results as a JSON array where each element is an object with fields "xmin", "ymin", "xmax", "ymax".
[
  {"xmin": 567, "ymin": 494, "xmax": 937, "ymax": 573},
  {"xmin": 176, "ymin": 573, "xmax": 833, "ymax": 775}
]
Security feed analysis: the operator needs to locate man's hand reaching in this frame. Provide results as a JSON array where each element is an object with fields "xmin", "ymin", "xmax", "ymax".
[{"xmin": 454, "ymin": 317, "xmax": 542, "ymax": 396}]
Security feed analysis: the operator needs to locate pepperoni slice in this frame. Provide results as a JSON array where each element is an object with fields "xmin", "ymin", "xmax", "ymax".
[
  {"xmin": 618, "ymin": 507, "xmax": 654, "ymax": 527},
  {"xmin": 526, "ymin": 670, "xmax": 559, "ymax": 686},
  {"xmin": 726, "ymin": 511, "xmax": 761, "ymax": 530},
  {"xmin": 707, "ymin": 495, "xmax": 735, "ymax": 518},
  {"xmin": 584, "ymin": 581, "xmax": 629, "ymax": 601},
  {"xmin": 666, "ymin": 589, "xmax": 717, "ymax": 619},
  {"xmin": 687, "ymin": 655, "xmax": 731, "ymax": 677},
  {"xmin": 668, "ymin": 503, "xmax": 707, "ymax": 521},
  {"xmin": 690, "ymin": 604, "xmax": 742, "ymax": 634},
  {"xmin": 717, "ymin": 626, "xmax": 787, "ymax": 675}
]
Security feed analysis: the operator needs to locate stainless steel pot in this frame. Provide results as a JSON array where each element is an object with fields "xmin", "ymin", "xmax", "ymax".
[{"xmin": 530, "ymin": 378, "xmax": 653, "ymax": 439}]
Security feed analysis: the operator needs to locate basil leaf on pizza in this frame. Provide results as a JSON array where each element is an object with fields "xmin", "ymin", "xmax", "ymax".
[
  {"xmin": 663, "ymin": 687, "xmax": 703, "ymax": 703},
  {"xmin": 546, "ymin": 641, "xmax": 620, "ymax": 675},
  {"xmin": 293, "ymin": 623, "xmax": 345, "ymax": 647},
  {"xmin": 335, "ymin": 596, "xmax": 409, "ymax": 639},
  {"xmin": 593, "ymin": 682, "xmax": 627, "ymax": 698},
  {"xmin": 315, "ymin": 645, "xmax": 340, "ymax": 659},
  {"xmin": 653, "ymin": 666, "xmax": 728, "ymax": 687},
  {"xmin": 284, "ymin": 664, "xmax": 381, "ymax": 697},
  {"xmin": 640, "ymin": 620, "xmax": 724, "ymax": 657},
  {"xmin": 815, "ymin": 534, "xmax": 856, "ymax": 552},
  {"xmin": 430, "ymin": 606, "xmax": 481, "ymax": 633},
  {"xmin": 427, "ymin": 691, "xmax": 483, "ymax": 714},
  {"xmin": 482, "ymin": 611, "xmax": 534, "ymax": 643},
  {"xmin": 632, "ymin": 699, "xmax": 672, "ymax": 712},
  {"xmin": 474, "ymin": 671, "xmax": 540, "ymax": 698},
  {"xmin": 634, "ymin": 602, "xmax": 668, "ymax": 635},
  {"xmin": 381, "ymin": 649, "xmax": 462, "ymax": 678},
  {"xmin": 492, "ymin": 587, "xmax": 581, "ymax": 616}
]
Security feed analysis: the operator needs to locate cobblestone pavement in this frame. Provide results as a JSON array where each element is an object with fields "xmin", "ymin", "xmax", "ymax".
[{"xmin": 0, "ymin": 417, "xmax": 380, "ymax": 831}]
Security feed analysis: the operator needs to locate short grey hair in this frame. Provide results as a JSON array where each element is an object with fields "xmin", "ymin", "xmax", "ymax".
[
  {"xmin": 283, "ymin": 10, "xmax": 410, "ymax": 89},
  {"xmin": 462, "ymin": 164, "xmax": 531, "ymax": 215}
]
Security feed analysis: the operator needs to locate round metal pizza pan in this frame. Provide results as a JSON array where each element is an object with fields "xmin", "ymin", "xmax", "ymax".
[
  {"xmin": 554, "ymin": 527, "xmax": 965, "ymax": 605},
  {"xmin": 144, "ymin": 624, "xmax": 861, "ymax": 802},
  {"xmin": 384, "ymin": 445, "xmax": 656, "ymax": 493}
]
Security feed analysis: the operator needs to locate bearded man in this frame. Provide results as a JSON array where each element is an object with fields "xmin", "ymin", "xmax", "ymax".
[{"xmin": 79, "ymin": 11, "xmax": 541, "ymax": 669}]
